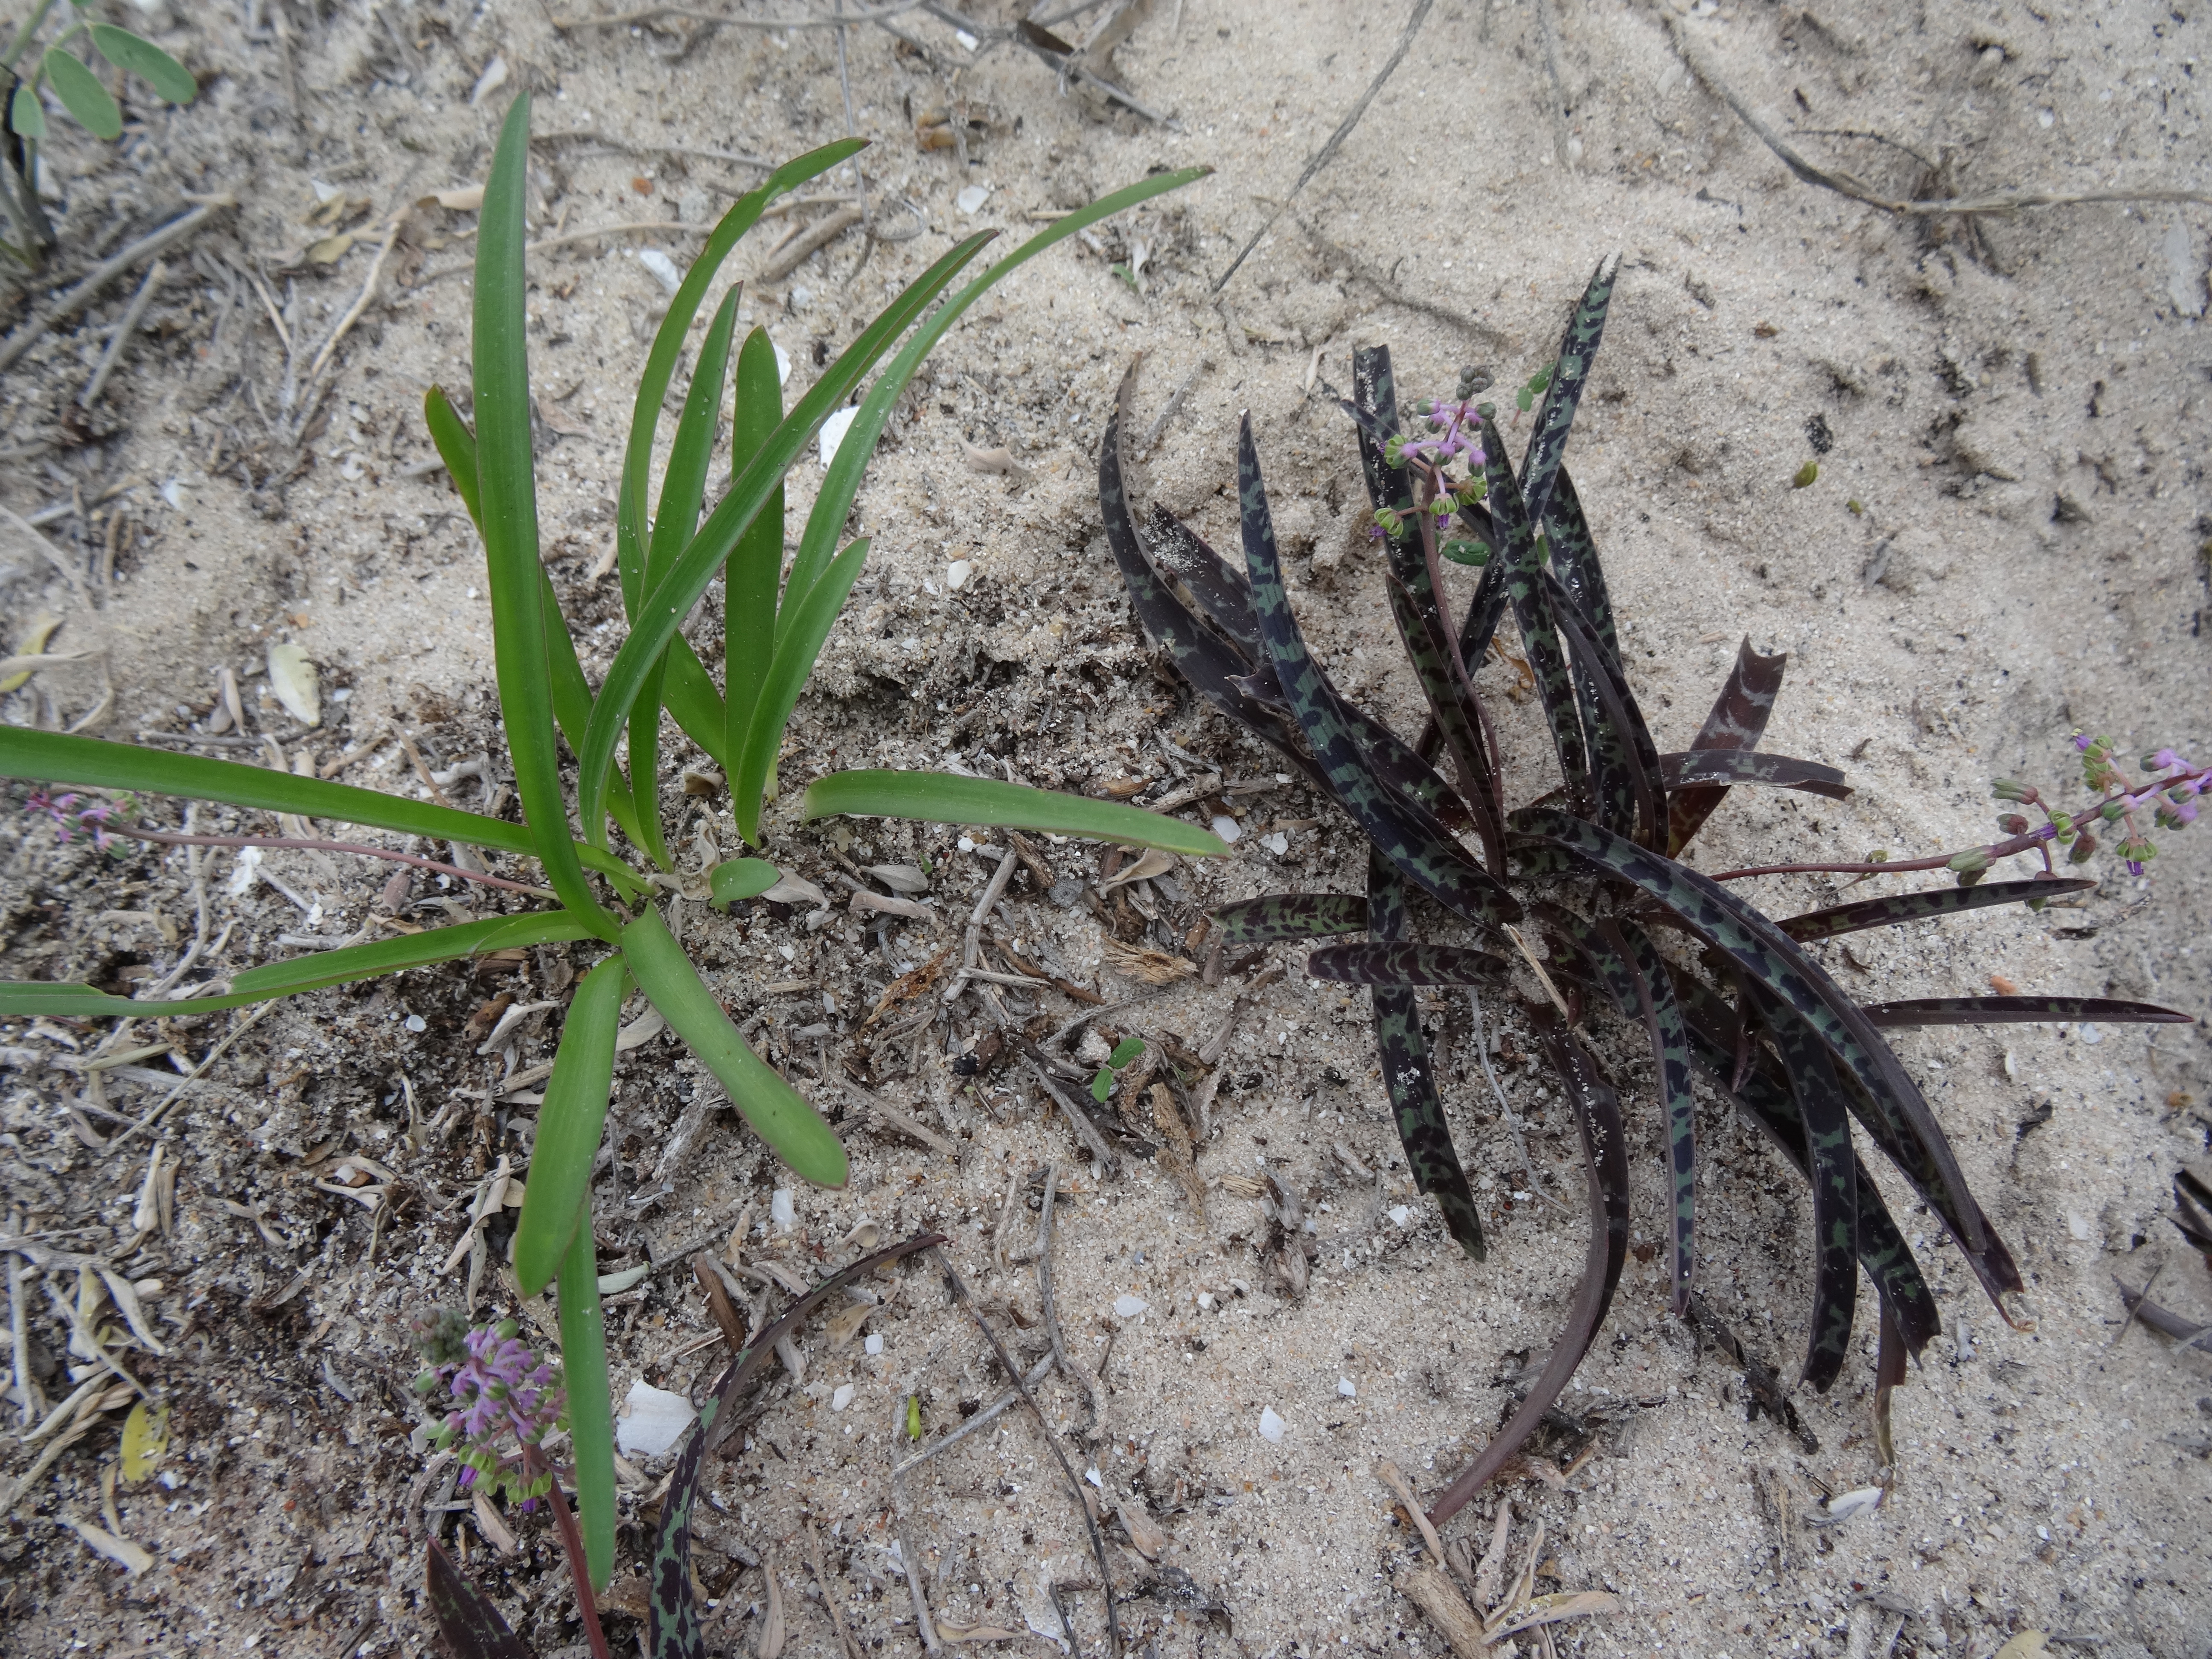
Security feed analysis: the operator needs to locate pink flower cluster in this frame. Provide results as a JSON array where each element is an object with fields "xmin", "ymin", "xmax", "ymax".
[
  {"xmin": 413, "ymin": 1311, "xmax": 564, "ymax": 1508},
  {"xmin": 21, "ymin": 789, "xmax": 117, "ymax": 850}
]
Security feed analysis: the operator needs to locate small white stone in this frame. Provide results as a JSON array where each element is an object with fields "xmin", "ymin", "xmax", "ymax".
[
  {"xmin": 1257, "ymin": 1406, "xmax": 1286, "ymax": 1444},
  {"xmin": 947, "ymin": 559, "xmax": 974, "ymax": 591},
  {"xmin": 864, "ymin": 1334, "xmax": 884, "ymax": 1356},
  {"xmin": 615, "ymin": 1382, "xmax": 695, "ymax": 1458},
  {"xmin": 1196, "ymin": 1292, "xmax": 1217, "ymax": 1312},
  {"xmin": 634, "ymin": 247, "xmax": 682, "ymax": 297},
  {"xmin": 1337, "ymin": 1377, "xmax": 1357, "ymax": 1398},
  {"xmin": 1211, "ymin": 814, "xmax": 1243, "ymax": 844},
  {"xmin": 953, "ymin": 26, "xmax": 978, "ymax": 48},
  {"xmin": 956, "ymin": 184, "xmax": 990, "ymax": 216},
  {"xmin": 772, "ymin": 340, "xmax": 792, "ymax": 386},
  {"xmin": 2079, "ymin": 1023, "xmax": 2102, "ymax": 1045},
  {"xmin": 1388, "ymin": 1205, "xmax": 1413, "ymax": 1228},
  {"xmin": 831, "ymin": 1384, "xmax": 856, "ymax": 1413},
  {"xmin": 403, "ymin": 1013, "xmax": 426, "ymax": 1034},
  {"xmin": 1113, "ymin": 1295, "xmax": 1149, "ymax": 1319},
  {"xmin": 771, "ymin": 1188, "xmax": 796, "ymax": 1231},
  {"xmin": 819, "ymin": 406, "xmax": 860, "ymax": 469},
  {"xmin": 1260, "ymin": 832, "xmax": 1289, "ymax": 856}
]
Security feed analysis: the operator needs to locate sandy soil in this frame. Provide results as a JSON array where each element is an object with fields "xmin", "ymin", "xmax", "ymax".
[{"xmin": 2, "ymin": 0, "xmax": 2210, "ymax": 1654}]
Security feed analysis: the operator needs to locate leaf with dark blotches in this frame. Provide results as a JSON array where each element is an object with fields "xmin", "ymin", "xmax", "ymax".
[
  {"xmin": 1778, "ymin": 878, "xmax": 2095, "ymax": 941},
  {"xmin": 1659, "ymin": 750, "xmax": 1850, "ymax": 799},
  {"xmin": 1508, "ymin": 807, "xmax": 1994, "ymax": 1266},
  {"xmin": 1612, "ymin": 921, "xmax": 1699, "ymax": 1317},
  {"xmin": 1753, "ymin": 990, "xmax": 1859, "ymax": 1394},
  {"xmin": 1238, "ymin": 415, "xmax": 1519, "ymax": 929},
  {"xmin": 1668, "ymin": 637, "xmax": 1790, "ymax": 856},
  {"xmin": 1517, "ymin": 253, "xmax": 1621, "ymax": 531},
  {"xmin": 1861, "ymin": 995, "xmax": 2194, "ymax": 1027},
  {"xmin": 426, "ymin": 1541, "xmax": 534, "ymax": 1659},
  {"xmin": 1482, "ymin": 416, "xmax": 1589, "ymax": 809},
  {"xmin": 651, "ymin": 1232, "xmax": 945, "ymax": 1658},
  {"xmin": 1545, "ymin": 567, "xmax": 1664, "ymax": 849},
  {"xmin": 1426, "ymin": 1003, "xmax": 1628, "ymax": 1529},
  {"xmin": 1664, "ymin": 969, "xmax": 1941, "ymax": 1359},
  {"xmin": 1542, "ymin": 465, "xmax": 1619, "ymax": 664},
  {"xmin": 1307, "ymin": 941, "xmax": 1509, "ymax": 986},
  {"xmin": 1211, "ymin": 891, "xmax": 1368, "ymax": 947},
  {"xmin": 1365, "ymin": 850, "xmax": 1485, "ymax": 1259},
  {"xmin": 1384, "ymin": 573, "xmax": 1505, "ymax": 864},
  {"xmin": 1143, "ymin": 502, "xmax": 1261, "ymax": 659}
]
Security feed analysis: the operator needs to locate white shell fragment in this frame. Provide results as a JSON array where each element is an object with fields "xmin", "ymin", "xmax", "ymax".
[
  {"xmin": 1338, "ymin": 1377, "xmax": 1357, "ymax": 1398},
  {"xmin": 1112, "ymin": 1295, "xmax": 1148, "ymax": 1319},
  {"xmin": 1822, "ymin": 1486, "xmax": 1886, "ymax": 1524},
  {"xmin": 831, "ymin": 1383, "xmax": 855, "ymax": 1412},
  {"xmin": 469, "ymin": 55, "xmax": 508, "ymax": 106},
  {"xmin": 771, "ymin": 1188, "xmax": 796, "ymax": 1231},
  {"xmin": 1388, "ymin": 1205, "xmax": 1413, "ymax": 1228},
  {"xmin": 267, "ymin": 643, "xmax": 320, "ymax": 727},
  {"xmin": 635, "ymin": 248, "xmax": 683, "ymax": 297},
  {"xmin": 596, "ymin": 1265, "xmax": 648, "ymax": 1295},
  {"xmin": 819, "ymin": 406, "xmax": 859, "ymax": 468},
  {"xmin": 864, "ymin": 1333, "xmax": 884, "ymax": 1356},
  {"xmin": 1257, "ymin": 1406, "xmax": 1286, "ymax": 1444},
  {"xmin": 1211, "ymin": 814, "xmax": 1243, "ymax": 844},
  {"xmin": 946, "ymin": 559, "xmax": 974, "ymax": 591},
  {"xmin": 615, "ymin": 1381, "xmax": 695, "ymax": 1458},
  {"xmin": 955, "ymin": 184, "xmax": 990, "ymax": 215}
]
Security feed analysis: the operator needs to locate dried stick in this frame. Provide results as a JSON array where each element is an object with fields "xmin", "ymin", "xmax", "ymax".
[
  {"xmin": 553, "ymin": 0, "xmax": 926, "ymax": 28},
  {"xmin": 943, "ymin": 851, "xmax": 1019, "ymax": 1006},
  {"xmin": 0, "ymin": 199, "xmax": 236, "ymax": 374},
  {"xmin": 1213, "ymin": 0, "xmax": 1433, "ymax": 292},
  {"xmin": 103, "ymin": 1003, "xmax": 277, "ymax": 1156},
  {"xmin": 1377, "ymin": 1460, "xmax": 1447, "ymax": 1561},
  {"xmin": 1534, "ymin": 0, "xmax": 1572, "ymax": 168},
  {"xmin": 1022, "ymin": 1053, "xmax": 1121, "ymax": 1171},
  {"xmin": 6, "ymin": 1214, "xmax": 38, "ymax": 1429},
  {"xmin": 1668, "ymin": 17, "xmax": 2212, "ymax": 217},
  {"xmin": 81, "ymin": 260, "xmax": 167, "ymax": 407},
  {"xmin": 892, "ymin": 1351, "xmax": 1055, "ymax": 1475},
  {"xmin": 929, "ymin": 1246, "xmax": 1120, "ymax": 1658},
  {"xmin": 804, "ymin": 1516, "xmax": 866, "ymax": 1659},
  {"xmin": 1036, "ymin": 1164, "xmax": 1104, "ymax": 1442},
  {"xmin": 309, "ymin": 215, "xmax": 405, "ymax": 380}
]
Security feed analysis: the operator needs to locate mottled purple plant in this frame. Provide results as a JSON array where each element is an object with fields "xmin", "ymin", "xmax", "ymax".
[{"xmin": 413, "ymin": 1309, "xmax": 565, "ymax": 1509}]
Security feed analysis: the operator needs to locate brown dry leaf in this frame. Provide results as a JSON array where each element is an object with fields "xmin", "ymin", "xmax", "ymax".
[
  {"xmin": 1992, "ymin": 1638, "xmax": 2049, "ymax": 1659},
  {"xmin": 936, "ymin": 1624, "xmax": 1022, "ymax": 1644},
  {"xmin": 600, "ymin": 1574, "xmax": 651, "ymax": 1620},
  {"xmin": 421, "ymin": 185, "xmax": 484, "ymax": 211},
  {"xmin": 867, "ymin": 945, "xmax": 952, "ymax": 1023},
  {"xmin": 825, "ymin": 1301, "xmax": 874, "ymax": 1350},
  {"xmin": 1151, "ymin": 1084, "xmax": 1206, "ymax": 1221},
  {"xmin": 759, "ymin": 1551, "xmax": 786, "ymax": 1659},
  {"xmin": 472, "ymin": 1489, "xmax": 519, "ymax": 1555},
  {"xmin": 1100, "ymin": 775, "xmax": 1149, "ymax": 797},
  {"xmin": 1117, "ymin": 1490, "xmax": 1173, "ymax": 1560},
  {"xmin": 1100, "ymin": 937, "xmax": 1196, "ymax": 986},
  {"xmin": 1219, "ymin": 1173, "xmax": 1267, "ymax": 1199},
  {"xmin": 1099, "ymin": 848, "xmax": 1176, "ymax": 891}
]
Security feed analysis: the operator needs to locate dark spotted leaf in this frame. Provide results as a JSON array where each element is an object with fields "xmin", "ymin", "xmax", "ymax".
[
  {"xmin": 1861, "ymin": 996, "xmax": 2193, "ymax": 1027},
  {"xmin": 1306, "ymin": 941, "xmax": 1508, "ymax": 986},
  {"xmin": 1517, "ymin": 254, "xmax": 1621, "ymax": 531},
  {"xmin": 1365, "ymin": 850, "xmax": 1485, "ymax": 1259},
  {"xmin": 1481, "ymin": 416, "xmax": 1589, "ymax": 810},
  {"xmin": 1659, "ymin": 750, "xmax": 1850, "ymax": 798},
  {"xmin": 1142, "ymin": 503, "xmax": 1262, "ymax": 658},
  {"xmin": 1668, "ymin": 637, "xmax": 1789, "ymax": 855},
  {"xmin": 1778, "ymin": 878, "xmax": 2095, "ymax": 941},
  {"xmin": 1427, "ymin": 1004, "xmax": 1628, "ymax": 1528},
  {"xmin": 1211, "ymin": 892, "xmax": 1368, "ymax": 947},
  {"xmin": 1754, "ymin": 991, "xmax": 1860, "ymax": 1393},
  {"xmin": 1544, "ymin": 567, "xmax": 1664, "ymax": 849},
  {"xmin": 426, "ymin": 1540, "xmax": 534, "ymax": 1659}
]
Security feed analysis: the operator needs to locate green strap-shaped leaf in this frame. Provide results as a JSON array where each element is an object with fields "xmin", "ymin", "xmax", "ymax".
[
  {"xmin": 556, "ymin": 1205, "xmax": 615, "ymax": 1591},
  {"xmin": 630, "ymin": 285, "xmax": 746, "ymax": 870},
  {"xmin": 422, "ymin": 385, "xmax": 654, "ymax": 859},
  {"xmin": 11, "ymin": 80, "xmax": 46, "ymax": 140},
  {"xmin": 514, "ymin": 955, "xmax": 628, "ymax": 1297},
  {"xmin": 44, "ymin": 47, "xmax": 119, "ymax": 139},
  {"xmin": 1779, "ymin": 877, "xmax": 2094, "ymax": 941},
  {"xmin": 0, "ymin": 912, "xmax": 594, "ymax": 1020},
  {"xmin": 1517, "ymin": 253, "xmax": 1620, "ymax": 531},
  {"xmin": 1861, "ymin": 995, "xmax": 2194, "ymax": 1026},
  {"xmin": 724, "ymin": 326, "xmax": 784, "ymax": 765},
  {"xmin": 87, "ymin": 24, "xmax": 196, "ymax": 102},
  {"xmin": 623, "ymin": 904, "xmax": 847, "ymax": 1187},
  {"xmin": 1668, "ymin": 636, "xmax": 1789, "ymax": 855},
  {"xmin": 1237, "ymin": 415, "xmax": 1518, "ymax": 930},
  {"xmin": 1511, "ymin": 805, "xmax": 1993, "ymax": 1262},
  {"xmin": 579, "ymin": 233, "xmax": 998, "ymax": 852},
  {"xmin": 616, "ymin": 137, "xmax": 864, "ymax": 617},
  {"xmin": 425, "ymin": 1540, "xmax": 533, "ymax": 1659},
  {"xmin": 476, "ymin": 96, "xmax": 617, "ymax": 940},
  {"xmin": 1363, "ymin": 849, "xmax": 1484, "ymax": 1259},
  {"xmin": 1481, "ymin": 415, "xmax": 1589, "ymax": 813},
  {"xmin": 1427, "ymin": 1004, "xmax": 1628, "ymax": 1528},
  {"xmin": 1210, "ymin": 891, "xmax": 1368, "ymax": 947},
  {"xmin": 733, "ymin": 538, "xmax": 870, "ymax": 844},
  {"xmin": 708, "ymin": 857, "xmax": 780, "ymax": 908},
  {"xmin": 1306, "ymin": 940, "xmax": 1508, "ymax": 986},
  {"xmin": 801, "ymin": 770, "xmax": 1227, "ymax": 858}
]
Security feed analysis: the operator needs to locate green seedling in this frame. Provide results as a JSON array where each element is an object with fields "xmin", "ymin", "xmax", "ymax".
[{"xmin": 1090, "ymin": 1035, "xmax": 1145, "ymax": 1103}]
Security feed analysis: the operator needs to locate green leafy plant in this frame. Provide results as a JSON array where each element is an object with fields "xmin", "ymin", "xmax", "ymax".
[
  {"xmin": 1098, "ymin": 254, "xmax": 2193, "ymax": 1535},
  {"xmin": 0, "ymin": 94, "xmax": 1213, "ymax": 1589},
  {"xmin": 1089, "ymin": 1034, "xmax": 1145, "ymax": 1103},
  {"xmin": 1, "ymin": 0, "xmax": 197, "ymax": 263}
]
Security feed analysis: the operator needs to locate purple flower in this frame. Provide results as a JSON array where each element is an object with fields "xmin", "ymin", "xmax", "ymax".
[
  {"xmin": 413, "ymin": 1312, "xmax": 565, "ymax": 1507},
  {"xmin": 2153, "ymin": 748, "xmax": 2183, "ymax": 770}
]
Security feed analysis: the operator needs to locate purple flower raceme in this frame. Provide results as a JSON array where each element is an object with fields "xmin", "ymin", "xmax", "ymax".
[
  {"xmin": 20, "ymin": 788, "xmax": 123, "ymax": 850},
  {"xmin": 1991, "ymin": 733, "xmax": 2209, "ymax": 879},
  {"xmin": 412, "ymin": 1309, "xmax": 565, "ymax": 1509}
]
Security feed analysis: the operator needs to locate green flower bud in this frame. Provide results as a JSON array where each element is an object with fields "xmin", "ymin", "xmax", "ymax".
[
  {"xmin": 2100, "ymin": 800, "xmax": 2126, "ymax": 822},
  {"xmin": 1991, "ymin": 778, "xmax": 2032, "ymax": 802},
  {"xmin": 1997, "ymin": 814, "xmax": 2029, "ymax": 836},
  {"xmin": 1947, "ymin": 847, "xmax": 1992, "ymax": 874}
]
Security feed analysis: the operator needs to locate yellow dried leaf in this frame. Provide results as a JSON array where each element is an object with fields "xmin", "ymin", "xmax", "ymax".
[
  {"xmin": 306, "ymin": 233, "xmax": 357, "ymax": 265},
  {"xmin": 428, "ymin": 185, "xmax": 485, "ymax": 210},
  {"xmin": 119, "ymin": 1400, "xmax": 169, "ymax": 1481},
  {"xmin": 0, "ymin": 611, "xmax": 61, "ymax": 695},
  {"xmin": 61, "ymin": 1516, "xmax": 153, "ymax": 1575},
  {"xmin": 825, "ymin": 1301, "xmax": 874, "ymax": 1350}
]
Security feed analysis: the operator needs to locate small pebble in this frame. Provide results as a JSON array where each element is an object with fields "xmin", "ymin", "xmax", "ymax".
[
  {"xmin": 831, "ymin": 1384, "xmax": 855, "ymax": 1413},
  {"xmin": 1113, "ymin": 1295, "xmax": 1149, "ymax": 1319},
  {"xmin": 956, "ymin": 184, "xmax": 990, "ymax": 215},
  {"xmin": 1388, "ymin": 1205, "xmax": 1412, "ymax": 1228},
  {"xmin": 403, "ymin": 1014, "xmax": 426, "ymax": 1033},
  {"xmin": 771, "ymin": 1188, "xmax": 796, "ymax": 1231},
  {"xmin": 1337, "ymin": 1377, "xmax": 1357, "ymax": 1398},
  {"xmin": 946, "ymin": 559, "xmax": 974, "ymax": 591},
  {"xmin": 864, "ymin": 1334, "xmax": 884, "ymax": 1356},
  {"xmin": 2079, "ymin": 1023, "xmax": 2102, "ymax": 1045},
  {"xmin": 1258, "ymin": 1406, "xmax": 1286, "ymax": 1444},
  {"xmin": 1211, "ymin": 814, "xmax": 1243, "ymax": 844}
]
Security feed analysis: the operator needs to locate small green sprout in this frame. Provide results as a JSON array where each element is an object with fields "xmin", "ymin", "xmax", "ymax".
[
  {"xmin": 905, "ymin": 1394, "xmax": 923, "ymax": 1440},
  {"xmin": 1090, "ymin": 1036, "xmax": 1144, "ymax": 1103},
  {"xmin": 1792, "ymin": 460, "xmax": 1819, "ymax": 489}
]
